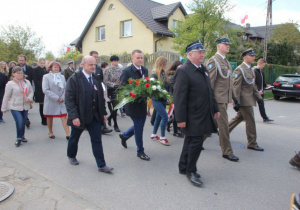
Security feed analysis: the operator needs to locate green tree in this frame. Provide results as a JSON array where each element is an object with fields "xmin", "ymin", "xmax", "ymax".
[
  {"xmin": 272, "ymin": 22, "xmax": 300, "ymax": 50},
  {"xmin": 0, "ymin": 25, "xmax": 45, "ymax": 62},
  {"xmin": 45, "ymin": 51, "xmax": 56, "ymax": 61},
  {"xmin": 59, "ymin": 50, "xmax": 83, "ymax": 61},
  {"xmin": 267, "ymin": 41, "xmax": 299, "ymax": 66},
  {"xmin": 172, "ymin": 0, "xmax": 236, "ymax": 57}
]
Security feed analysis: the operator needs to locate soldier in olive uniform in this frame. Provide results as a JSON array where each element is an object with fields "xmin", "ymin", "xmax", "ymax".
[
  {"xmin": 63, "ymin": 61, "xmax": 75, "ymax": 81},
  {"xmin": 204, "ymin": 35, "xmax": 239, "ymax": 161},
  {"xmin": 229, "ymin": 48, "xmax": 264, "ymax": 151}
]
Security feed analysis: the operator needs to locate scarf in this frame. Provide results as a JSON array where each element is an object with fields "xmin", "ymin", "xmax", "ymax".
[
  {"xmin": 13, "ymin": 78, "xmax": 26, "ymax": 95},
  {"xmin": 50, "ymin": 71, "xmax": 64, "ymax": 89}
]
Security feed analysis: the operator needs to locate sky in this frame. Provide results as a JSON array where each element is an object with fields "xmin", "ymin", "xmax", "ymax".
[{"xmin": 0, "ymin": 0, "xmax": 299, "ymax": 57}]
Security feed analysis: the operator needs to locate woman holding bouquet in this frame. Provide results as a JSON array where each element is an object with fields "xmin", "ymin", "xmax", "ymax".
[{"xmin": 150, "ymin": 56, "xmax": 170, "ymax": 146}]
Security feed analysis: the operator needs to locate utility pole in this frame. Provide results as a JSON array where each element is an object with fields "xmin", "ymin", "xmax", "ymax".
[{"xmin": 263, "ymin": 0, "xmax": 273, "ymax": 59}]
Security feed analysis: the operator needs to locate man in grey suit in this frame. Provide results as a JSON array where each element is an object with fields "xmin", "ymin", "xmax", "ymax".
[{"xmin": 173, "ymin": 40, "xmax": 220, "ymax": 187}]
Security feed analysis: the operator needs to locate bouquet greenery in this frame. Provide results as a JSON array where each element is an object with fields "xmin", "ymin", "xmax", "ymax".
[{"xmin": 114, "ymin": 77, "xmax": 173, "ymax": 110}]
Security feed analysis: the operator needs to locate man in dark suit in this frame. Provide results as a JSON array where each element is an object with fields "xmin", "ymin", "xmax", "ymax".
[
  {"xmin": 173, "ymin": 40, "xmax": 220, "ymax": 187},
  {"xmin": 89, "ymin": 50, "xmax": 112, "ymax": 134},
  {"xmin": 119, "ymin": 49, "xmax": 150, "ymax": 161},
  {"xmin": 253, "ymin": 58, "xmax": 273, "ymax": 123},
  {"xmin": 65, "ymin": 55, "xmax": 113, "ymax": 173},
  {"xmin": 0, "ymin": 71, "xmax": 8, "ymax": 123},
  {"xmin": 63, "ymin": 61, "xmax": 75, "ymax": 81},
  {"xmin": 17, "ymin": 54, "xmax": 33, "ymax": 128}
]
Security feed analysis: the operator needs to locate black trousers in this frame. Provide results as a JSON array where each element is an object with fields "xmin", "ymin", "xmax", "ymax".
[
  {"xmin": 258, "ymin": 94, "xmax": 268, "ymax": 120},
  {"xmin": 179, "ymin": 135, "xmax": 204, "ymax": 173}
]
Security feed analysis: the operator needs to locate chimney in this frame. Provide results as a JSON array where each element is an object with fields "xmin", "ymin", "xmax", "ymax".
[{"xmin": 246, "ymin": 23, "xmax": 250, "ymax": 28}]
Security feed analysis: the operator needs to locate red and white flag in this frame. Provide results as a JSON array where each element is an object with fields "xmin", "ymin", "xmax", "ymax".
[
  {"xmin": 66, "ymin": 47, "xmax": 70, "ymax": 53},
  {"xmin": 241, "ymin": 15, "xmax": 248, "ymax": 24}
]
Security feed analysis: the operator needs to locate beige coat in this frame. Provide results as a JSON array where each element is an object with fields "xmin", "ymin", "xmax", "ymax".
[
  {"xmin": 205, "ymin": 53, "xmax": 234, "ymax": 103},
  {"xmin": 232, "ymin": 63, "xmax": 261, "ymax": 106},
  {"xmin": 1, "ymin": 79, "xmax": 33, "ymax": 111}
]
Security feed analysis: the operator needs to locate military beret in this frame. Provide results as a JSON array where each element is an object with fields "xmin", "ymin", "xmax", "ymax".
[
  {"xmin": 186, "ymin": 40, "xmax": 205, "ymax": 53},
  {"xmin": 215, "ymin": 34, "xmax": 231, "ymax": 45},
  {"xmin": 242, "ymin": 48, "xmax": 256, "ymax": 57}
]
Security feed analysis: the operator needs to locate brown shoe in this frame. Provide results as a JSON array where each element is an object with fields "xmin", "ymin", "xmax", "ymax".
[{"xmin": 289, "ymin": 151, "xmax": 300, "ymax": 169}]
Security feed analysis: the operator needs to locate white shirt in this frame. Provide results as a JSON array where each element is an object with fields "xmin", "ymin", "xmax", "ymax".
[
  {"xmin": 243, "ymin": 62, "xmax": 251, "ymax": 69},
  {"xmin": 191, "ymin": 61, "xmax": 201, "ymax": 69},
  {"xmin": 217, "ymin": 52, "xmax": 226, "ymax": 60},
  {"xmin": 82, "ymin": 70, "xmax": 93, "ymax": 84}
]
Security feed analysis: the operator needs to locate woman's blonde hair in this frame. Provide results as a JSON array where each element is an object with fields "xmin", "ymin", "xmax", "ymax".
[
  {"xmin": 0, "ymin": 61, "xmax": 9, "ymax": 76},
  {"xmin": 153, "ymin": 56, "xmax": 169, "ymax": 83}
]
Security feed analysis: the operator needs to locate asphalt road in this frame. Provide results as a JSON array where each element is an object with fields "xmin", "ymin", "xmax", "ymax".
[{"xmin": 0, "ymin": 98, "xmax": 299, "ymax": 210}]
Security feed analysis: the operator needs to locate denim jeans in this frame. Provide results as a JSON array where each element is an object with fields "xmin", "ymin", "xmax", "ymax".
[
  {"xmin": 67, "ymin": 118, "xmax": 106, "ymax": 168},
  {"xmin": 152, "ymin": 99, "xmax": 168, "ymax": 137},
  {"xmin": 10, "ymin": 110, "xmax": 28, "ymax": 140},
  {"xmin": 122, "ymin": 116, "xmax": 146, "ymax": 153}
]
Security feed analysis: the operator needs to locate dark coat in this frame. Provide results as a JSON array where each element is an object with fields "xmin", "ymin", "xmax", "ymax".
[
  {"xmin": 63, "ymin": 67, "xmax": 74, "ymax": 82},
  {"xmin": 17, "ymin": 64, "xmax": 33, "ymax": 84},
  {"xmin": 173, "ymin": 59, "xmax": 219, "ymax": 136},
  {"xmin": 120, "ymin": 64, "xmax": 148, "ymax": 118},
  {"xmin": 0, "ymin": 72, "xmax": 7, "ymax": 99},
  {"xmin": 65, "ymin": 69, "xmax": 107, "ymax": 129},
  {"xmin": 253, "ymin": 67, "xmax": 266, "ymax": 91},
  {"xmin": 33, "ymin": 66, "xmax": 48, "ymax": 102}
]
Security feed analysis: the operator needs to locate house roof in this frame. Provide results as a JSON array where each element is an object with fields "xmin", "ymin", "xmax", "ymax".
[
  {"xmin": 244, "ymin": 25, "xmax": 279, "ymax": 39},
  {"xmin": 71, "ymin": 0, "xmax": 187, "ymax": 49}
]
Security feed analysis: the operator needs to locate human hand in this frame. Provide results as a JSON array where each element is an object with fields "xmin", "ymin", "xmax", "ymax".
[
  {"xmin": 57, "ymin": 98, "xmax": 63, "ymax": 102},
  {"xmin": 72, "ymin": 118, "xmax": 80, "ymax": 127},
  {"xmin": 177, "ymin": 122, "xmax": 186, "ymax": 128},
  {"xmin": 103, "ymin": 115, "xmax": 107, "ymax": 123},
  {"xmin": 259, "ymin": 90, "xmax": 263, "ymax": 95},
  {"xmin": 214, "ymin": 112, "xmax": 220, "ymax": 120},
  {"xmin": 147, "ymin": 110, "xmax": 151, "ymax": 116},
  {"xmin": 26, "ymin": 98, "xmax": 31, "ymax": 103}
]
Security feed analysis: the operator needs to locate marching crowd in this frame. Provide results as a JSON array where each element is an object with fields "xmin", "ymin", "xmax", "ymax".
[{"xmin": 1, "ymin": 35, "xmax": 300, "ymax": 190}]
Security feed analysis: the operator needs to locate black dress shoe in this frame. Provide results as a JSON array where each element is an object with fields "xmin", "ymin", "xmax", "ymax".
[
  {"xmin": 173, "ymin": 132, "xmax": 184, "ymax": 138},
  {"xmin": 137, "ymin": 152, "xmax": 150, "ymax": 161},
  {"xmin": 22, "ymin": 138, "xmax": 28, "ymax": 143},
  {"xmin": 187, "ymin": 173, "xmax": 202, "ymax": 187},
  {"xmin": 119, "ymin": 133, "xmax": 127, "ymax": 148},
  {"xmin": 179, "ymin": 170, "xmax": 201, "ymax": 178},
  {"xmin": 114, "ymin": 126, "xmax": 120, "ymax": 132},
  {"xmin": 98, "ymin": 165, "xmax": 113, "ymax": 173},
  {"xmin": 69, "ymin": 157, "xmax": 79, "ymax": 165},
  {"xmin": 247, "ymin": 145, "xmax": 264, "ymax": 151},
  {"xmin": 15, "ymin": 140, "xmax": 21, "ymax": 147},
  {"xmin": 223, "ymin": 154, "xmax": 239, "ymax": 161},
  {"xmin": 102, "ymin": 128, "xmax": 113, "ymax": 134}
]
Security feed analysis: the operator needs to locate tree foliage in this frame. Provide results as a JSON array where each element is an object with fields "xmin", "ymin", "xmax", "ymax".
[
  {"xmin": 172, "ymin": 0, "xmax": 236, "ymax": 57},
  {"xmin": 267, "ymin": 41, "xmax": 300, "ymax": 66},
  {"xmin": 59, "ymin": 50, "xmax": 83, "ymax": 61},
  {"xmin": 272, "ymin": 22, "xmax": 300, "ymax": 50},
  {"xmin": 0, "ymin": 25, "xmax": 45, "ymax": 62},
  {"xmin": 45, "ymin": 51, "xmax": 56, "ymax": 61}
]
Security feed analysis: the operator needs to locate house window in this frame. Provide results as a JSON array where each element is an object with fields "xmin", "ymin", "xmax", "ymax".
[
  {"xmin": 97, "ymin": 26, "xmax": 105, "ymax": 41},
  {"xmin": 109, "ymin": 4, "xmax": 115, "ymax": 10},
  {"xmin": 172, "ymin": 20, "xmax": 179, "ymax": 29},
  {"xmin": 242, "ymin": 35, "xmax": 247, "ymax": 41},
  {"xmin": 121, "ymin": 20, "xmax": 132, "ymax": 37}
]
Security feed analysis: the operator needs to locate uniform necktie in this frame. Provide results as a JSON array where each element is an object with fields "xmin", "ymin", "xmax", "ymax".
[
  {"xmin": 88, "ymin": 76, "xmax": 93, "ymax": 88},
  {"xmin": 138, "ymin": 68, "xmax": 142, "ymax": 76}
]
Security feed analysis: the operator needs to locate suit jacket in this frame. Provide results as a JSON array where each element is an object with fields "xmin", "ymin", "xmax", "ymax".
[
  {"xmin": 63, "ymin": 67, "xmax": 75, "ymax": 82},
  {"xmin": 65, "ymin": 69, "xmax": 107, "ymax": 129},
  {"xmin": 173, "ymin": 59, "xmax": 219, "ymax": 136},
  {"xmin": 253, "ymin": 67, "xmax": 266, "ymax": 91},
  {"xmin": 204, "ymin": 53, "xmax": 235, "ymax": 103},
  {"xmin": 0, "ymin": 72, "xmax": 8, "ymax": 98},
  {"xmin": 33, "ymin": 66, "xmax": 48, "ymax": 102},
  {"xmin": 120, "ymin": 64, "xmax": 148, "ymax": 118},
  {"xmin": 232, "ymin": 63, "xmax": 262, "ymax": 106}
]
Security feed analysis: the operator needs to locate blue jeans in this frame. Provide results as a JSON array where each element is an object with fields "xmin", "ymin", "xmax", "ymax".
[
  {"xmin": 10, "ymin": 110, "xmax": 28, "ymax": 140},
  {"xmin": 67, "ymin": 118, "xmax": 106, "ymax": 168},
  {"xmin": 122, "ymin": 116, "xmax": 146, "ymax": 153},
  {"xmin": 152, "ymin": 99, "xmax": 168, "ymax": 137}
]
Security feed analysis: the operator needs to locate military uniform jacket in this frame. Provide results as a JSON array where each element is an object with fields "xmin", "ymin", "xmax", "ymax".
[
  {"xmin": 63, "ymin": 67, "xmax": 74, "ymax": 81},
  {"xmin": 173, "ymin": 59, "xmax": 219, "ymax": 136},
  {"xmin": 205, "ymin": 53, "xmax": 234, "ymax": 103},
  {"xmin": 232, "ymin": 63, "xmax": 262, "ymax": 106}
]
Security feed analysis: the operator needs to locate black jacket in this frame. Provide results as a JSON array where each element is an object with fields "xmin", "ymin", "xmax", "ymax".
[
  {"xmin": 17, "ymin": 64, "xmax": 33, "ymax": 84},
  {"xmin": 120, "ymin": 64, "xmax": 148, "ymax": 118},
  {"xmin": 33, "ymin": 66, "xmax": 48, "ymax": 102},
  {"xmin": 65, "ymin": 69, "xmax": 107, "ymax": 129},
  {"xmin": 253, "ymin": 67, "xmax": 266, "ymax": 91},
  {"xmin": 173, "ymin": 59, "xmax": 219, "ymax": 136},
  {"xmin": 0, "ymin": 72, "xmax": 7, "ymax": 99}
]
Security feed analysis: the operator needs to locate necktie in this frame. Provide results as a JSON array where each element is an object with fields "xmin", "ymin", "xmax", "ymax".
[
  {"xmin": 88, "ymin": 76, "xmax": 93, "ymax": 88},
  {"xmin": 138, "ymin": 68, "xmax": 142, "ymax": 76}
]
